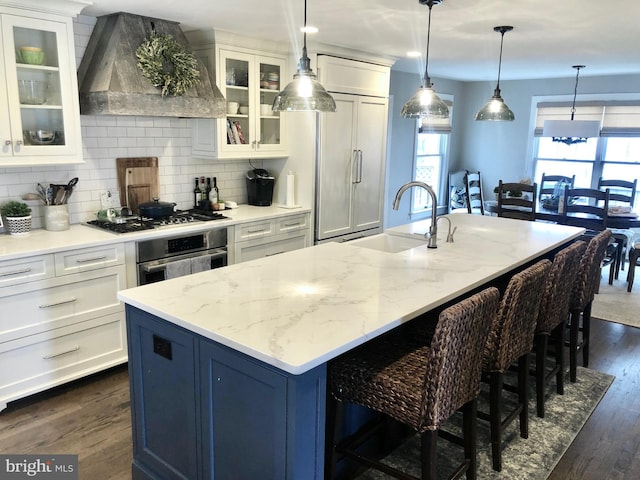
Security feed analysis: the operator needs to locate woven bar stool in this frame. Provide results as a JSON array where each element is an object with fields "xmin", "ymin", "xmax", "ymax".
[
  {"xmin": 567, "ymin": 230, "xmax": 612, "ymax": 382},
  {"xmin": 533, "ymin": 240, "xmax": 586, "ymax": 418},
  {"xmin": 326, "ymin": 287, "xmax": 499, "ymax": 480},
  {"xmin": 479, "ymin": 259, "xmax": 551, "ymax": 471}
]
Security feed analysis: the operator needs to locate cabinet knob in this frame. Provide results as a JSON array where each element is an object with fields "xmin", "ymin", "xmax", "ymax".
[
  {"xmin": 5, "ymin": 140, "xmax": 11, "ymax": 145},
  {"xmin": 15, "ymin": 140, "xmax": 23, "ymax": 146}
]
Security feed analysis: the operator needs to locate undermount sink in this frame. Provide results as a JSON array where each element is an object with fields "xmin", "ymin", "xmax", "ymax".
[{"xmin": 349, "ymin": 233, "xmax": 428, "ymax": 253}]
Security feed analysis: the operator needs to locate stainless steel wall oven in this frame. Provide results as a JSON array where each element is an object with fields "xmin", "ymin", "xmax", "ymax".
[{"xmin": 137, "ymin": 229, "xmax": 227, "ymax": 285}]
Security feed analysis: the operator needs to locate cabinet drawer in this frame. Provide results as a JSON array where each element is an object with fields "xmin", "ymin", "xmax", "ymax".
[
  {"xmin": 0, "ymin": 266, "xmax": 126, "ymax": 343},
  {"xmin": 235, "ymin": 231, "xmax": 309, "ymax": 263},
  {"xmin": 0, "ymin": 255, "xmax": 54, "ymax": 288},
  {"xmin": 234, "ymin": 220, "xmax": 275, "ymax": 240},
  {"xmin": 276, "ymin": 214, "xmax": 308, "ymax": 233},
  {"xmin": 0, "ymin": 314, "xmax": 126, "ymax": 405},
  {"xmin": 54, "ymin": 244, "xmax": 125, "ymax": 275}
]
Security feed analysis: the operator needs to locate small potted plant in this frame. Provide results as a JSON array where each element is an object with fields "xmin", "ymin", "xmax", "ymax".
[{"xmin": 1, "ymin": 200, "xmax": 32, "ymax": 236}]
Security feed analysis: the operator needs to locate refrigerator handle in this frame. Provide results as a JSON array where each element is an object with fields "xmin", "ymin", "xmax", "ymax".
[
  {"xmin": 351, "ymin": 150, "xmax": 358, "ymax": 184},
  {"xmin": 357, "ymin": 150, "xmax": 363, "ymax": 183}
]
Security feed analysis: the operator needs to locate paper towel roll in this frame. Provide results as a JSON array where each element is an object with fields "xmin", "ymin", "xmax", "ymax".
[{"xmin": 286, "ymin": 171, "xmax": 295, "ymax": 207}]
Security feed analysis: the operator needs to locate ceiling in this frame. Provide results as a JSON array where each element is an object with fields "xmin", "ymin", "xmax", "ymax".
[{"xmin": 79, "ymin": 0, "xmax": 640, "ymax": 82}]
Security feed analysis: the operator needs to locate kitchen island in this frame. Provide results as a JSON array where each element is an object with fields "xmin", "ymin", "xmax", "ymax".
[{"xmin": 117, "ymin": 214, "xmax": 584, "ymax": 479}]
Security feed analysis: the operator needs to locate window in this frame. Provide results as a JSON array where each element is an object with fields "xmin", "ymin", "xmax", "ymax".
[
  {"xmin": 532, "ymin": 104, "xmax": 640, "ymax": 210},
  {"xmin": 411, "ymin": 132, "xmax": 449, "ymax": 215}
]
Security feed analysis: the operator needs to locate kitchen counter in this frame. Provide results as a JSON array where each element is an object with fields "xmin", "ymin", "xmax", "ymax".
[
  {"xmin": 119, "ymin": 214, "xmax": 583, "ymax": 374},
  {"xmin": 120, "ymin": 214, "xmax": 584, "ymax": 480},
  {"xmin": 0, "ymin": 205, "xmax": 310, "ymax": 261}
]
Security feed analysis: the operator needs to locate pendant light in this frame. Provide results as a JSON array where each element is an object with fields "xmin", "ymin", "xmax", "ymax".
[
  {"xmin": 475, "ymin": 26, "xmax": 515, "ymax": 121},
  {"xmin": 272, "ymin": 0, "xmax": 336, "ymax": 112},
  {"xmin": 400, "ymin": 0, "xmax": 449, "ymax": 119},
  {"xmin": 542, "ymin": 65, "xmax": 600, "ymax": 145}
]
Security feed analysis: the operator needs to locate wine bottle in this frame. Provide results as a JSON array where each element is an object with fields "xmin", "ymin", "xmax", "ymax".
[
  {"xmin": 205, "ymin": 177, "xmax": 212, "ymax": 202},
  {"xmin": 193, "ymin": 177, "xmax": 201, "ymax": 209},
  {"xmin": 200, "ymin": 177, "xmax": 207, "ymax": 201},
  {"xmin": 209, "ymin": 176, "xmax": 218, "ymax": 206},
  {"xmin": 213, "ymin": 177, "xmax": 220, "ymax": 203}
]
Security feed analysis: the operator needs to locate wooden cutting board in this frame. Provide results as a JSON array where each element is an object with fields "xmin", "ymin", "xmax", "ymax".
[{"xmin": 116, "ymin": 157, "xmax": 159, "ymax": 214}]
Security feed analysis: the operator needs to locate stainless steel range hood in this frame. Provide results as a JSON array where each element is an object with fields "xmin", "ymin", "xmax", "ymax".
[{"xmin": 77, "ymin": 12, "xmax": 226, "ymax": 118}]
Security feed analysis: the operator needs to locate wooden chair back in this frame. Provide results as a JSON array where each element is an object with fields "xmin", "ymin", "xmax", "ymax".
[
  {"xmin": 561, "ymin": 187, "xmax": 610, "ymax": 231},
  {"xmin": 464, "ymin": 171, "xmax": 485, "ymax": 215},
  {"xmin": 597, "ymin": 177, "xmax": 637, "ymax": 206},
  {"xmin": 497, "ymin": 181, "xmax": 538, "ymax": 221},
  {"xmin": 539, "ymin": 173, "xmax": 575, "ymax": 201}
]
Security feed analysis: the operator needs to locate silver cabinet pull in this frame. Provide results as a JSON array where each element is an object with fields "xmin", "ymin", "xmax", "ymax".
[
  {"xmin": 283, "ymin": 223, "xmax": 301, "ymax": 228},
  {"xmin": 15, "ymin": 140, "xmax": 23, "ymax": 146},
  {"xmin": 351, "ymin": 150, "xmax": 358, "ymax": 184},
  {"xmin": 43, "ymin": 346, "xmax": 79, "ymax": 359},
  {"xmin": 266, "ymin": 251, "xmax": 285, "ymax": 257},
  {"xmin": 75, "ymin": 255, "xmax": 107, "ymax": 263},
  {"xmin": 39, "ymin": 297, "xmax": 77, "ymax": 308},
  {"xmin": 247, "ymin": 228, "xmax": 266, "ymax": 234},
  {"xmin": 5, "ymin": 140, "xmax": 11, "ymax": 145},
  {"xmin": 0, "ymin": 267, "xmax": 32, "ymax": 277}
]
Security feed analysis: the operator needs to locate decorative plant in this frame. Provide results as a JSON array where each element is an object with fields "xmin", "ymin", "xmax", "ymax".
[{"xmin": 1, "ymin": 200, "xmax": 32, "ymax": 217}]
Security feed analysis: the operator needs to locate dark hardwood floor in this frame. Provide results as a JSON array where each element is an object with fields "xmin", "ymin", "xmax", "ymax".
[{"xmin": 1, "ymin": 319, "xmax": 639, "ymax": 479}]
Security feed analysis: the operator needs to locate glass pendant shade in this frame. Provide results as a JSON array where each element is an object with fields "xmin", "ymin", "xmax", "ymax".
[
  {"xmin": 476, "ymin": 25, "xmax": 514, "ymax": 122},
  {"xmin": 475, "ymin": 88, "xmax": 515, "ymax": 121},
  {"xmin": 400, "ymin": 0, "xmax": 449, "ymax": 121},
  {"xmin": 272, "ymin": 0, "xmax": 335, "ymax": 113},
  {"xmin": 272, "ymin": 59, "xmax": 336, "ymax": 112},
  {"xmin": 400, "ymin": 86, "xmax": 449, "ymax": 118}
]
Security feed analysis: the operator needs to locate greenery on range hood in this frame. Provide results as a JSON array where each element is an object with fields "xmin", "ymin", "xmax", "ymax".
[{"xmin": 77, "ymin": 12, "xmax": 226, "ymax": 118}]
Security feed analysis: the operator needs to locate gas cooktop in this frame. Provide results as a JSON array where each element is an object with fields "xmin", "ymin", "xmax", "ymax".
[{"xmin": 86, "ymin": 209, "xmax": 228, "ymax": 234}]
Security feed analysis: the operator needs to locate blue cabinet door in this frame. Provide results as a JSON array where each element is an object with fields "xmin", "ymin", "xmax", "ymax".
[
  {"xmin": 127, "ymin": 307, "xmax": 200, "ymax": 480},
  {"xmin": 200, "ymin": 341, "xmax": 287, "ymax": 479}
]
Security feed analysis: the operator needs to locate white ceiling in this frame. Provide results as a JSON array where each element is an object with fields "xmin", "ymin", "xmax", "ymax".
[{"xmin": 80, "ymin": 0, "xmax": 640, "ymax": 82}]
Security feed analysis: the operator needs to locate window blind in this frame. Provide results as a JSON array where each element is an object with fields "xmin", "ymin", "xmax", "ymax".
[{"xmin": 534, "ymin": 103, "xmax": 640, "ymax": 137}]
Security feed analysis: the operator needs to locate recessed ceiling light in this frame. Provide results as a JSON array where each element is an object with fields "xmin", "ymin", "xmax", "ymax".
[
  {"xmin": 301, "ymin": 25, "xmax": 318, "ymax": 34},
  {"xmin": 406, "ymin": 51, "xmax": 421, "ymax": 58}
]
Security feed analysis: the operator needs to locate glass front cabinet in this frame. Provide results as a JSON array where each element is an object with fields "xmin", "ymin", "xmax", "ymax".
[
  {"xmin": 0, "ymin": 1, "xmax": 83, "ymax": 166},
  {"xmin": 192, "ymin": 44, "xmax": 288, "ymax": 160}
]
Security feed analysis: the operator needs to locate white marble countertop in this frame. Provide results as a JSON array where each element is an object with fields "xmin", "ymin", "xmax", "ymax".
[
  {"xmin": 117, "ymin": 214, "xmax": 584, "ymax": 375},
  {"xmin": 0, "ymin": 205, "xmax": 310, "ymax": 261}
]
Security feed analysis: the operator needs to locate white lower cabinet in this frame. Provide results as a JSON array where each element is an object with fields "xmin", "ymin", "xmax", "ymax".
[
  {"xmin": 0, "ymin": 243, "xmax": 127, "ymax": 411},
  {"xmin": 233, "ymin": 213, "xmax": 310, "ymax": 264}
]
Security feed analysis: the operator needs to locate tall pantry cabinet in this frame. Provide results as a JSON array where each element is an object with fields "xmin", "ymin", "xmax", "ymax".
[{"xmin": 315, "ymin": 55, "xmax": 391, "ymax": 243}]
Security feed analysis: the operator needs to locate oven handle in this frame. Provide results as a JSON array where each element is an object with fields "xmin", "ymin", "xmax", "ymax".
[{"xmin": 142, "ymin": 249, "xmax": 227, "ymax": 273}]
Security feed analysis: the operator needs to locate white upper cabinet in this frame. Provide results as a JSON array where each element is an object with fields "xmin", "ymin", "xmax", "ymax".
[
  {"xmin": 0, "ymin": 1, "xmax": 84, "ymax": 166},
  {"xmin": 192, "ymin": 43, "xmax": 288, "ymax": 160}
]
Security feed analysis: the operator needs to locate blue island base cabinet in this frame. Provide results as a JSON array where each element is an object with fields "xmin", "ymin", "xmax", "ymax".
[{"xmin": 126, "ymin": 306, "xmax": 327, "ymax": 480}]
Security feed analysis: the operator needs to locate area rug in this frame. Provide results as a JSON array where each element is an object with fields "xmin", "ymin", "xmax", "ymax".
[
  {"xmin": 356, "ymin": 366, "xmax": 614, "ymax": 480},
  {"xmin": 592, "ymin": 274, "xmax": 640, "ymax": 328}
]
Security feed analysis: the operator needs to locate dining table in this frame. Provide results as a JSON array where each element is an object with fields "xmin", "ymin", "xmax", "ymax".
[{"xmin": 484, "ymin": 200, "xmax": 640, "ymax": 228}]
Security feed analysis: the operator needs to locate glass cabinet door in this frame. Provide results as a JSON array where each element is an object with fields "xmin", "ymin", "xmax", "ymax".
[
  {"xmin": 257, "ymin": 58, "xmax": 283, "ymax": 150},
  {"xmin": 1, "ymin": 15, "xmax": 78, "ymax": 157},
  {"xmin": 219, "ymin": 50, "xmax": 253, "ymax": 153}
]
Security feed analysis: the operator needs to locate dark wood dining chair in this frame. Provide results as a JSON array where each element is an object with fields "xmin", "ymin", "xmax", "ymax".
[
  {"xmin": 496, "ymin": 181, "xmax": 537, "ymax": 221},
  {"xmin": 465, "ymin": 171, "xmax": 485, "ymax": 215},
  {"xmin": 533, "ymin": 240, "xmax": 586, "ymax": 418},
  {"xmin": 597, "ymin": 177, "xmax": 637, "ymax": 205},
  {"xmin": 326, "ymin": 287, "xmax": 500, "ymax": 480},
  {"xmin": 539, "ymin": 173, "xmax": 575, "ymax": 202},
  {"xmin": 597, "ymin": 177, "xmax": 637, "ymax": 279},
  {"xmin": 479, "ymin": 259, "xmax": 551, "ymax": 471},
  {"xmin": 560, "ymin": 187, "xmax": 610, "ymax": 231},
  {"xmin": 567, "ymin": 230, "xmax": 612, "ymax": 382}
]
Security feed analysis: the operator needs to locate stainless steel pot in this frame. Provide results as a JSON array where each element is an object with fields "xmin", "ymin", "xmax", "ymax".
[{"xmin": 138, "ymin": 198, "xmax": 176, "ymax": 218}]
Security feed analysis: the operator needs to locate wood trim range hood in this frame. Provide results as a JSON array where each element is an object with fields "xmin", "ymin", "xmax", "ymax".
[{"xmin": 77, "ymin": 12, "xmax": 226, "ymax": 118}]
